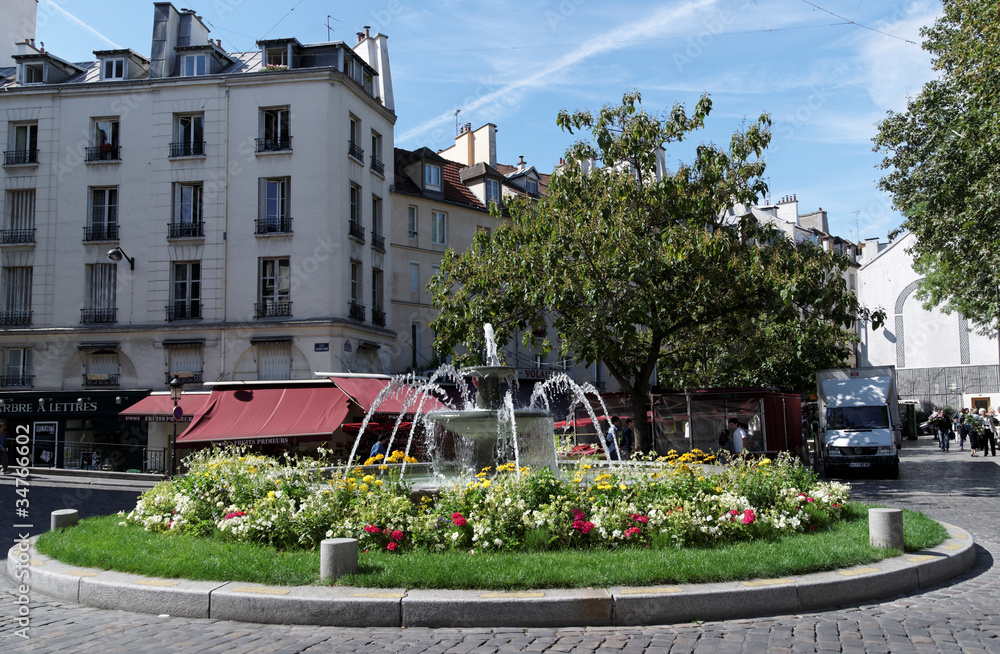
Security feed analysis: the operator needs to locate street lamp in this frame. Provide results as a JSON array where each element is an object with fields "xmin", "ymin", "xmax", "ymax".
[{"xmin": 169, "ymin": 376, "xmax": 183, "ymax": 476}]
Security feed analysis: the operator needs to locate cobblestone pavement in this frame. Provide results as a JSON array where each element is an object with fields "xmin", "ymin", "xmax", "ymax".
[{"xmin": 1, "ymin": 438, "xmax": 998, "ymax": 653}]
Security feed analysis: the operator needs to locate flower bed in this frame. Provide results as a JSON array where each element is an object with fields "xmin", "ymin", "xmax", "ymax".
[{"xmin": 122, "ymin": 447, "xmax": 850, "ymax": 553}]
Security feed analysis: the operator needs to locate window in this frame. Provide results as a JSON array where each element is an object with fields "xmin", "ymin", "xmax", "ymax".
[
  {"xmin": 430, "ymin": 264, "xmax": 441, "ymax": 290},
  {"xmin": 170, "ymin": 262, "xmax": 201, "ymax": 320},
  {"xmin": 167, "ymin": 345, "xmax": 203, "ymax": 383},
  {"xmin": 258, "ymin": 107, "xmax": 290, "ymax": 152},
  {"xmin": 83, "ymin": 263, "xmax": 116, "ymax": 323},
  {"xmin": 431, "ymin": 210, "xmax": 447, "ymax": 246},
  {"xmin": 101, "ymin": 58, "xmax": 125, "ymax": 80},
  {"xmin": 407, "ymin": 206, "xmax": 417, "ymax": 240},
  {"xmin": 371, "ymin": 195, "xmax": 384, "ymax": 250},
  {"xmin": 409, "ymin": 262, "xmax": 420, "ymax": 293},
  {"xmin": 348, "ymin": 183, "xmax": 364, "ymax": 240},
  {"xmin": 182, "ymin": 53, "xmax": 207, "ymax": 76},
  {"xmin": 343, "ymin": 55, "xmax": 354, "ymax": 78},
  {"xmin": 350, "ymin": 260, "xmax": 360, "ymax": 302},
  {"xmin": 363, "ymin": 71, "xmax": 373, "ymax": 95},
  {"xmin": 171, "ymin": 114, "xmax": 204, "ymax": 156},
  {"xmin": 526, "ymin": 179, "xmax": 538, "ymax": 194},
  {"xmin": 372, "ymin": 268, "xmax": 384, "ymax": 326},
  {"xmin": 88, "ymin": 187, "xmax": 119, "ymax": 240},
  {"xmin": 265, "ymin": 46, "xmax": 287, "ymax": 68},
  {"xmin": 411, "ymin": 323, "xmax": 421, "ymax": 368},
  {"xmin": 3, "ymin": 348, "xmax": 32, "ymax": 387},
  {"xmin": 5, "ymin": 123, "xmax": 38, "ymax": 165},
  {"xmin": 486, "ymin": 179, "xmax": 501, "ymax": 206},
  {"xmin": 348, "ymin": 117, "xmax": 363, "ymax": 160},
  {"xmin": 424, "ymin": 164, "xmax": 441, "ymax": 191},
  {"xmin": 256, "ymin": 341, "xmax": 291, "ymax": 380},
  {"xmin": 85, "ymin": 350, "xmax": 119, "ymax": 386},
  {"xmin": 89, "ymin": 118, "xmax": 120, "ymax": 161},
  {"xmin": 257, "ymin": 257, "xmax": 290, "ymax": 317},
  {"xmin": 370, "ymin": 130, "xmax": 383, "ymax": 174},
  {"xmin": 3, "ymin": 189, "xmax": 35, "ymax": 244},
  {"xmin": 1, "ymin": 267, "xmax": 31, "ymax": 325},
  {"xmin": 21, "ymin": 63, "xmax": 42, "ymax": 84},
  {"xmin": 535, "ymin": 354, "xmax": 545, "ymax": 369},
  {"xmin": 171, "ymin": 183, "xmax": 203, "ymax": 237},
  {"xmin": 258, "ymin": 177, "xmax": 290, "ymax": 233}
]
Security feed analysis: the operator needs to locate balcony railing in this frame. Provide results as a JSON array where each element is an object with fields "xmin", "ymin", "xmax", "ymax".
[
  {"xmin": 166, "ymin": 303, "xmax": 201, "ymax": 321},
  {"xmin": 373, "ymin": 308, "xmax": 386, "ymax": 327},
  {"xmin": 255, "ymin": 136, "xmax": 292, "ymax": 153},
  {"xmin": 169, "ymin": 141, "xmax": 205, "ymax": 157},
  {"xmin": 85, "ymin": 145, "xmax": 121, "ymax": 162},
  {"xmin": 348, "ymin": 141, "xmax": 364, "ymax": 162},
  {"xmin": 0, "ymin": 229, "xmax": 35, "ymax": 244},
  {"xmin": 84, "ymin": 224, "xmax": 119, "ymax": 241},
  {"xmin": 3, "ymin": 149, "xmax": 38, "ymax": 165},
  {"xmin": 349, "ymin": 220, "xmax": 365, "ymax": 242},
  {"xmin": 83, "ymin": 373, "xmax": 120, "ymax": 386},
  {"xmin": 255, "ymin": 301, "xmax": 292, "ymax": 318},
  {"xmin": 371, "ymin": 232, "xmax": 385, "ymax": 251},
  {"xmin": 255, "ymin": 216, "xmax": 292, "ymax": 235},
  {"xmin": 163, "ymin": 371, "xmax": 203, "ymax": 385},
  {"xmin": 81, "ymin": 308, "xmax": 117, "ymax": 323},
  {"xmin": 168, "ymin": 221, "xmax": 204, "ymax": 238},
  {"xmin": 0, "ymin": 374, "xmax": 33, "ymax": 388},
  {"xmin": 370, "ymin": 157, "xmax": 384, "ymax": 176},
  {"xmin": 0, "ymin": 311, "xmax": 31, "ymax": 326},
  {"xmin": 349, "ymin": 301, "xmax": 366, "ymax": 322}
]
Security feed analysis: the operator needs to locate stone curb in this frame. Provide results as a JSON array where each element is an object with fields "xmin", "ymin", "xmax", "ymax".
[{"xmin": 7, "ymin": 524, "xmax": 976, "ymax": 628}]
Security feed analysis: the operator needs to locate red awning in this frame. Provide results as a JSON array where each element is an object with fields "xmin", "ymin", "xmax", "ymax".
[
  {"xmin": 120, "ymin": 393, "xmax": 212, "ymax": 423},
  {"xmin": 177, "ymin": 386, "xmax": 351, "ymax": 444},
  {"xmin": 330, "ymin": 376, "xmax": 448, "ymax": 414},
  {"xmin": 340, "ymin": 421, "xmax": 412, "ymax": 434}
]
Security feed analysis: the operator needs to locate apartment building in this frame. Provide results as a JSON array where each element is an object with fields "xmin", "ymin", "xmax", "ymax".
[{"xmin": 0, "ymin": 2, "xmax": 395, "ymax": 469}]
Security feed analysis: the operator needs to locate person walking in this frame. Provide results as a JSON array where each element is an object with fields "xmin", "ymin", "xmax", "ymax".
[
  {"xmin": 931, "ymin": 407, "xmax": 949, "ymax": 451},
  {"xmin": 728, "ymin": 419, "xmax": 747, "ymax": 455},
  {"xmin": 605, "ymin": 416, "xmax": 620, "ymax": 460},
  {"xmin": 957, "ymin": 408, "xmax": 970, "ymax": 451},
  {"xmin": 980, "ymin": 409, "xmax": 997, "ymax": 457},
  {"xmin": 619, "ymin": 417, "xmax": 635, "ymax": 460}
]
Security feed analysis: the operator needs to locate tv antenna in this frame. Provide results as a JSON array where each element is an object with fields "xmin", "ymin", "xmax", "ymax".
[
  {"xmin": 853, "ymin": 210, "xmax": 860, "ymax": 243},
  {"xmin": 455, "ymin": 109, "xmax": 461, "ymax": 136},
  {"xmin": 326, "ymin": 15, "xmax": 340, "ymax": 41}
]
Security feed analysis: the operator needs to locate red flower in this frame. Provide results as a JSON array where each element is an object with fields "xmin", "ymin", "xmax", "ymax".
[
  {"xmin": 364, "ymin": 524, "xmax": 382, "ymax": 534},
  {"xmin": 624, "ymin": 526, "xmax": 641, "ymax": 538},
  {"xmin": 806, "ymin": 497, "xmax": 815, "ymax": 503},
  {"xmin": 224, "ymin": 511, "xmax": 246, "ymax": 520},
  {"xmin": 730, "ymin": 509, "xmax": 738, "ymax": 516},
  {"xmin": 391, "ymin": 530, "xmax": 404, "ymax": 542},
  {"xmin": 630, "ymin": 513, "xmax": 649, "ymax": 524},
  {"xmin": 742, "ymin": 509, "xmax": 755, "ymax": 525},
  {"xmin": 453, "ymin": 516, "xmax": 467, "ymax": 527},
  {"xmin": 387, "ymin": 542, "xmax": 398, "ymax": 551},
  {"xmin": 581, "ymin": 521, "xmax": 594, "ymax": 535}
]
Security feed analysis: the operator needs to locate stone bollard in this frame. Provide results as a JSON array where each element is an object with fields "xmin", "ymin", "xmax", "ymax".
[
  {"xmin": 869, "ymin": 508, "xmax": 905, "ymax": 552},
  {"xmin": 51, "ymin": 509, "xmax": 79, "ymax": 531},
  {"xmin": 320, "ymin": 538, "xmax": 358, "ymax": 583}
]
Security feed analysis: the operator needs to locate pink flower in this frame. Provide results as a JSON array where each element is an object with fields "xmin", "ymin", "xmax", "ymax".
[
  {"xmin": 806, "ymin": 497, "xmax": 815, "ymax": 503},
  {"xmin": 742, "ymin": 509, "xmax": 755, "ymax": 525},
  {"xmin": 832, "ymin": 503, "xmax": 840, "ymax": 508},
  {"xmin": 451, "ymin": 512, "xmax": 464, "ymax": 519},
  {"xmin": 624, "ymin": 526, "xmax": 641, "ymax": 538},
  {"xmin": 453, "ymin": 515, "xmax": 467, "ymax": 527},
  {"xmin": 631, "ymin": 514, "xmax": 649, "ymax": 524},
  {"xmin": 730, "ymin": 509, "xmax": 738, "ymax": 516},
  {"xmin": 387, "ymin": 542, "xmax": 398, "ymax": 551},
  {"xmin": 390, "ymin": 530, "xmax": 404, "ymax": 542},
  {"xmin": 364, "ymin": 524, "xmax": 382, "ymax": 534},
  {"xmin": 224, "ymin": 511, "xmax": 246, "ymax": 520},
  {"xmin": 580, "ymin": 521, "xmax": 594, "ymax": 535}
]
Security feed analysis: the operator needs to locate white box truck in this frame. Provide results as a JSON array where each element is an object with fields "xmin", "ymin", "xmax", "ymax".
[{"xmin": 816, "ymin": 366, "xmax": 901, "ymax": 479}]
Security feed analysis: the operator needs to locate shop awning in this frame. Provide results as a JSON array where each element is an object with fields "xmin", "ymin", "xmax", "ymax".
[
  {"xmin": 340, "ymin": 421, "xmax": 412, "ymax": 434},
  {"xmin": 120, "ymin": 393, "xmax": 212, "ymax": 423},
  {"xmin": 329, "ymin": 376, "xmax": 448, "ymax": 414},
  {"xmin": 177, "ymin": 386, "xmax": 351, "ymax": 444}
]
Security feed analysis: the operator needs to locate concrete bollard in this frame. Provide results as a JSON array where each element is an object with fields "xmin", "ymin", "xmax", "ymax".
[
  {"xmin": 51, "ymin": 509, "xmax": 79, "ymax": 531},
  {"xmin": 869, "ymin": 508, "xmax": 905, "ymax": 552},
  {"xmin": 320, "ymin": 538, "xmax": 359, "ymax": 583}
]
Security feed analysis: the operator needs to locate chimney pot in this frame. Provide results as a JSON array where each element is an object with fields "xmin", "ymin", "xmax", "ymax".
[
  {"xmin": 364, "ymin": 26, "xmax": 371, "ymax": 38},
  {"xmin": 356, "ymin": 32, "xmax": 364, "ymax": 43}
]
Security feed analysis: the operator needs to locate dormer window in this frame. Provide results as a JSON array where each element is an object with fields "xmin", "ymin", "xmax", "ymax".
[
  {"xmin": 101, "ymin": 58, "xmax": 125, "ymax": 81},
  {"xmin": 343, "ymin": 56, "xmax": 354, "ymax": 78},
  {"xmin": 21, "ymin": 63, "xmax": 42, "ymax": 84},
  {"xmin": 526, "ymin": 180, "xmax": 538, "ymax": 194},
  {"xmin": 425, "ymin": 164, "xmax": 441, "ymax": 191},
  {"xmin": 265, "ymin": 47, "xmax": 287, "ymax": 68},
  {"xmin": 182, "ymin": 53, "xmax": 207, "ymax": 76},
  {"xmin": 486, "ymin": 179, "xmax": 501, "ymax": 206}
]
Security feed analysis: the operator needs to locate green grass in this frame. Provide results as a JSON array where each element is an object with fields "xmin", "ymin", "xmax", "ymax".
[{"xmin": 36, "ymin": 504, "xmax": 948, "ymax": 590}]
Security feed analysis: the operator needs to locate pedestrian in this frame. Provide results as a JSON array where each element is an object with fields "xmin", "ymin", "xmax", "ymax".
[
  {"xmin": 0, "ymin": 423, "xmax": 8, "ymax": 474},
  {"xmin": 369, "ymin": 434, "xmax": 389, "ymax": 460},
  {"xmin": 969, "ymin": 410, "xmax": 983, "ymax": 457},
  {"xmin": 619, "ymin": 417, "xmax": 635, "ymax": 460},
  {"xmin": 930, "ymin": 407, "xmax": 950, "ymax": 451},
  {"xmin": 985, "ymin": 410, "xmax": 999, "ymax": 457},
  {"xmin": 978, "ymin": 408, "xmax": 997, "ymax": 457},
  {"xmin": 728, "ymin": 419, "xmax": 747, "ymax": 455},
  {"xmin": 605, "ymin": 416, "xmax": 620, "ymax": 460},
  {"xmin": 957, "ymin": 408, "xmax": 970, "ymax": 451}
]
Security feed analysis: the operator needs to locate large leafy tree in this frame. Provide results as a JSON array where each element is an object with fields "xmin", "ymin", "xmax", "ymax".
[
  {"xmin": 432, "ymin": 92, "xmax": 867, "ymax": 451},
  {"xmin": 874, "ymin": 0, "xmax": 1000, "ymax": 334}
]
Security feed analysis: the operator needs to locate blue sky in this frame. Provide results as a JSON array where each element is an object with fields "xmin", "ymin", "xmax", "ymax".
[{"xmin": 28, "ymin": 0, "xmax": 940, "ymax": 240}]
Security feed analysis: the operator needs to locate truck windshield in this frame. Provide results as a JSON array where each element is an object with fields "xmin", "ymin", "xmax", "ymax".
[{"xmin": 826, "ymin": 406, "xmax": 889, "ymax": 430}]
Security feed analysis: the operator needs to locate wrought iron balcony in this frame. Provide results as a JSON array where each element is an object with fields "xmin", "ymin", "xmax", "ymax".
[
  {"xmin": 83, "ymin": 373, "xmax": 120, "ymax": 387},
  {"xmin": 0, "ymin": 311, "xmax": 31, "ymax": 326},
  {"xmin": 166, "ymin": 303, "xmax": 201, "ymax": 321},
  {"xmin": 84, "ymin": 224, "xmax": 119, "ymax": 241},
  {"xmin": 164, "ymin": 371, "xmax": 203, "ymax": 385},
  {"xmin": 81, "ymin": 308, "xmax": 117, "ymax": 323},
  {"xmin": 168, "ymin": 221, "xmax": 204, "ymax": 238},
  {"xmin": 373, "ymin": 308, "xmax": 386, "ymax": 327},
  {"xmin": 255, "ymin": 136, "xmax": 292, "ymax": 153},
  {"xmin": 349, "ymin": 301, "xmax": 366, "ymax": 322},
  {"xmin": 86, "ymin": 145, "xmax": 121, "ymax": 161},
  {"xmin": 169, "ymin": 141, "xmax": 205, "ymax": 157},
  {"xmin": 348, "ymin": 141, "xmax": 364, "ymax": 161},
  {"xmin": 0, "ymin": 229, "xmax": 35, "ymax": 244},
  {"xmin": 371, "ymin": 232, "xmax": 385, "ymax": 252},
  {"xmin": 3, "ymin": 149, "xmax": 38, "ymax": 165},
  {"xmin": 255, "ymin": 216, "xmax": 292, "ymax": 235},
  {"xmin": 0, "ymin": 374, "xmax": 32, "ymax": 387},
  {"xmin": 349, "ymin": 220, "xmax": 365, "ymax": 242},
  {"xmin": 370, "ymin": 156, "xmax": 384, "ymax": 175},
  {"xmin": 255, "ymin": 301, "xmax": 292, "ymax": 318}
]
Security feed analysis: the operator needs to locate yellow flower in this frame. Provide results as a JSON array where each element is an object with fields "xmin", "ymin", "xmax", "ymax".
[
  {"xmin": 359, "ymin": 483, "xmax": 369, "ymax": 492},
  {"xmin": 758, "ymin": 458, "xmax": 772, "ymax": 466},
  {"xmin": 374, "ymin": 480, "xmax": 383, "ymax": 486},
  {"xmin": 572, "ymin": 477, "xmax": 583, "ymax": 483},
  {"xmin": 362, "ymin": 475, "xmax": 375, "ymax": 483},
  {"xmin": 618, "ymin": 484, "xmax": 626, "ymax": 490},
  {"xmin": 267, "ymin": 491, "xmax": 275, "ymax": 498},
  {"xmin": 379, "ymin": 464, "xmax": 388, "ymax": 470},
  {"xmin": 581, "ymin": 464, "xmax": 592, "ymax": 470},
  {"xmin": 482, "ymin": 480, "xmax": 491, "ymax": 488}
]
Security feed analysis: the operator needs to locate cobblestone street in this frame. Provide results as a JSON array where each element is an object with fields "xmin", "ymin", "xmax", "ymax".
[{"xmin": 2, "ymin": 437, "xmax": 998, "ymax": 653}]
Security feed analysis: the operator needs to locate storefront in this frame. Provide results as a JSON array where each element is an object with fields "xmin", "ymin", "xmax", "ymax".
[{"xmin": 0, "ymin": 390, "xmax": 152, "ymax": 472}]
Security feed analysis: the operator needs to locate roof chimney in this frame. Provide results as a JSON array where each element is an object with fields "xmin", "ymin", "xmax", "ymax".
[
  {"xmin": 364, "ymin": 26, "xmax": 371, "ymax": 38},
  {"xmin": 518, "ymin": 155, "xmax": 526, "ymax": 172},
  {"xmin": 356, "ymin": 32, "xmax": 364, "ymax": 43}
]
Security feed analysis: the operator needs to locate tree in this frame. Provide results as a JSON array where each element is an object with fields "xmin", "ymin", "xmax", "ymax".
[
  {"xmin": 432, "ymin": 92, "xmax": 868, "ymax": 451},
  {"xmin": 874, "ymin": 0, "xmax": 1000, "ymax": 335}
]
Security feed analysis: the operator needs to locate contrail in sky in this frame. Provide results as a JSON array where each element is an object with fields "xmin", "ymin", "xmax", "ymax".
[{"xmin": 41, "ymin": 0, "xmax": 121, "ymax": 50}]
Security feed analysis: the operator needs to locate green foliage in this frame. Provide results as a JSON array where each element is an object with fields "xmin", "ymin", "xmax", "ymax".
[
  {"xmin": 431, "ymin": 91, "xmax": 873, "ymax": 448},
  {"xmin": 874, "ymin": 0, "xmax": 1000, "ymax": 334}
]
